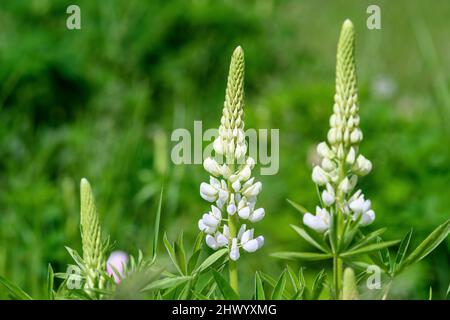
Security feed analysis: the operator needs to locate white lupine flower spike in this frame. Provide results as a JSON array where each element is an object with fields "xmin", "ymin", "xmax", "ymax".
[
  {"xmin": 282, "ymin": 20, "xmax": 380, "ymax": 300},
  {"xmin": 198, "ymin": 46, "xmax": 265, "ymax": 294}
]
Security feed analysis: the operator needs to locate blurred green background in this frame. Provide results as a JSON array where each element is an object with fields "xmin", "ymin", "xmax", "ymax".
[{"xmin": 0, "ymin": 0, "xmax": 449, "ymax": 299}]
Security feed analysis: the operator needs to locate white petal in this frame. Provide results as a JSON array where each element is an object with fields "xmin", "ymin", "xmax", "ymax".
[
  {"xmin": 206, "ymin": 235, "xmax": 218, "ymax": 250},
  {"xmin": 238, "ymin": 166, "xmax": 251, "ymax": 181},
  {"xmin": 227, "ymin": 204, "xmax": 237, "ymax": 215},
  {"xmin": 210, "ymin": 177, "xmax": 221, "ymax": 188},
  {"xmin": 211, "ymin": 205, "xmax": 222, "ymax": 220},
  {"xmin": 232, "ymin": 180, "xmax": 241, "ymax": 192},
  {"xmin": 200, "ymin": 182, "xmax": 217, "ymax": 197},
  {"xmin": 303, "ymin": 213, "xmax": 328, "ymax": 233},
  {"xmin": 312, "ymin": 166, "xmax": 328, "ymax": 186},
  {"xmin": 229, "ymin": 238, "xmax": 240, "ymax": 261},
  {"xmin": 200, "ymin": 192, "xmax": 216, "ymax": 202},
  {"xmin": 223, "ymin": 225, "xmax": 230, "ymax": 238},
  {"xmin": 238, "ymin": 206, "xmax": 251, "ymax": 219},
  {"xmin": 218, "ymin": 189, "xmax": 229, "ymax": 202},
  {"xmin": 249, "ymin": 208, "xmax": 265, "ymax": 222},
  {"xmin": 202, "ymin": 213, "xmax": 219, "ymax": 227},
  {"xmin": 216, "ymin": 233, "xmax": 229, "ymax": 247},
  {"xmin": 322, "ymin": 190, "xmax": 335, "ymax": 206},
  {"xmin": 349, "ymin": 198, "xmax": 364, "ymax": 213},
  {"xmin": 240, "ymin": 229, "xmax": 254, "ymax": 245},
  {"xmin": 256, "ymin": 235, "xmax": 264, "ymax": 249},
  {"xmin": 237, "ymin": 224, "xmax": 247, "ymax": 240},
  {"xmin": 198, "ymin": 219, "xmax": 206, "ymax": 232},
  {"xmin": 204, "ymin": 157, "xmax": 221, "ymax": 176},
  {"xmin": 242, "ymin": 239, "xmax": 259, "ymax": 252},
  {"xmin": 360, "ymin": 210, "xmax": 375, "ymax": 226},
  {"xmin": 317, "ymin": 142, "xmax": 331, "ymax": 158}
]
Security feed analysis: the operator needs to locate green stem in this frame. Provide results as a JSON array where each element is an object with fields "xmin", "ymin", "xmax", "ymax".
[
  {"xmin": 228, "ymin": 212, "xmax": 239, "ymax": 294},
  {"xmin": 333, "ymin": 255, "xmax": 343, "ymax": 299}
]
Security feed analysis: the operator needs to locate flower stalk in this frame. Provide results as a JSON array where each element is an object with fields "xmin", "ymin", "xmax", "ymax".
[
  {"xmin": 199, "ymin": 46, "xmax": 265, "ymax": 294},
  {"xmin": 304, "ymin": 20, "xmax": 374, "ymax": 299}
]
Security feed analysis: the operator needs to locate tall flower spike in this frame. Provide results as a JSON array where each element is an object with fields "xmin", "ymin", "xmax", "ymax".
[
  {"xmin": 200, "ymin": 47, "xmax": 265, "ymax": 293},
  {"xmin": 213, "ymin": 46, "xmax": 247, "ymax": 164},
  {"xmin": 307, "ymin": 20, "xmax": 375, "ymax": 234},
  {"xmin": 80, "ymin": 178, "xmax": 107, "ymax": 291}
]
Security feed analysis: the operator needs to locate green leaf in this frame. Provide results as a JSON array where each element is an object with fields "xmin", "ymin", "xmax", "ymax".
[
  {"xmin": 271, "ymin": 251, "xmax": 332, "ymax": 261},
  {"xmin": 310, "ymin": 269, "xmax": 326, "ymax": 300},
  {"xmin": 340, "ymin": 240, "xmax": 400, "ymax": 258},
  {"xmin": 0, "ymin": 275, "xmax": 32, "ymax": 300},
  {"xmin": 392, "ymin": 229, "xmax": 413, "ymax": 273},
  {"xmin": 286, "ymin": 265, "xmax": 299, "ymax": 292},
  {"xmin": 400, "ymin": 219, "xmax": 450, "ymax": 272},
  {"xmin": 290, "ymin": 225, "xmax": 329, "ymax": 253},
  {"xmin": 141, "ymin": 276, "xmax": 191, "ymax": 291},
  {"xmin": 187, "ymin": 250, "xmax": 202, "ymax": 275},
  {"xmin": 377, "ymin": 237, "xmax": 392, "ymax": 268},
  {"xmin": 175, "ymin": 232, "xmax": 187, "ymax": 275},
  {"xmin": 258, "ymin": 272, "xmax": 277, "ymax": 288},
  {"xmin": 348, "ymin": 228, "xmax": 387, "ymax": 251},
  {"xmin": 46, "ymin": 264, "xmax": 55, "ymax": 300},
  {"xmin": 193, "ymin": 232, "xmax": 204, "ymax": 254},
  {"xmin": 329, "ymin": 211, "xmax": 339, "ymax": 253},
  {"xmin": 287, "ymin": 199, "xmax": 309, "ymax": 214},
  {"xmin": 152, "ymin": 187, "xmax": 164, "ymax": 262},
  {"xmin": 212, "ymin": 270, "xmax": 239, "ymax": 300},
  {"xmin": 254, "ymin": 271, "xmax": 265, "ymax": 300},
  {"xmin": 193, "ymin": 248, "xmax": 227, "ymax": 274},
  {"xmin": 271, "ymin": 269, "xmax": 287, "ymax": 300},
  {"xmin": 65, "ymin": 246, "xmax": 85, "ymax": 269},
  {"xmin": 192, "ymin": 291, "xmax": 209, "ymax": 300},
  {"xmin": 163, "ymin": 233, "xmax": 183, "ymax": 275}
]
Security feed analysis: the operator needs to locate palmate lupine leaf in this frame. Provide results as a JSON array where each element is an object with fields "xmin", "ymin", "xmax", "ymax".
[
  {"xmin": 392, "ymin": 228, "xmax": 413, "ymax": 273},
  {"xmin": 212, "ymin": 270, "xmax": 239, "ymax": 300},
  {"xmin": 397, "ymin": 219, "xmax": 450, "ymax": 273},
  {"xmin": 193, "ymin": 248, "xmax": 227, "ymax": 274},
  {"xmin": 254, "ymin": 271, "xmax": 265, "ymax": 300},
  {"xmin": 290, "ymin": 224, "xmax": 330, "ymax": 253},
  {"xmin": 271, "ymin": 251, "xmax": 333, "ymax": 261},
  {"xmin": 340, "ymin": 240, "xmax": 400, "ymax": 258},
  {"xmin": 271, "ymin": 269, "xmax": 288, "ymax": 300}
]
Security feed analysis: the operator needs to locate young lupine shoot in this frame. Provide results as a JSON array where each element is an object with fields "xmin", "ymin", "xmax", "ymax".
[
  {"xmin": 80, "ymin": 178, "xmax": 108, "ymax": 295},
  {"xmin": 199, "ymin": 46, "xmax": 265, "ymax": 294}
]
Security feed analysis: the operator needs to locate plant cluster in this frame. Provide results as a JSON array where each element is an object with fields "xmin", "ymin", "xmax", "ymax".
[{"xmin": 0, "ymin": 19, "xmax": 448, "ymax": 300}]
